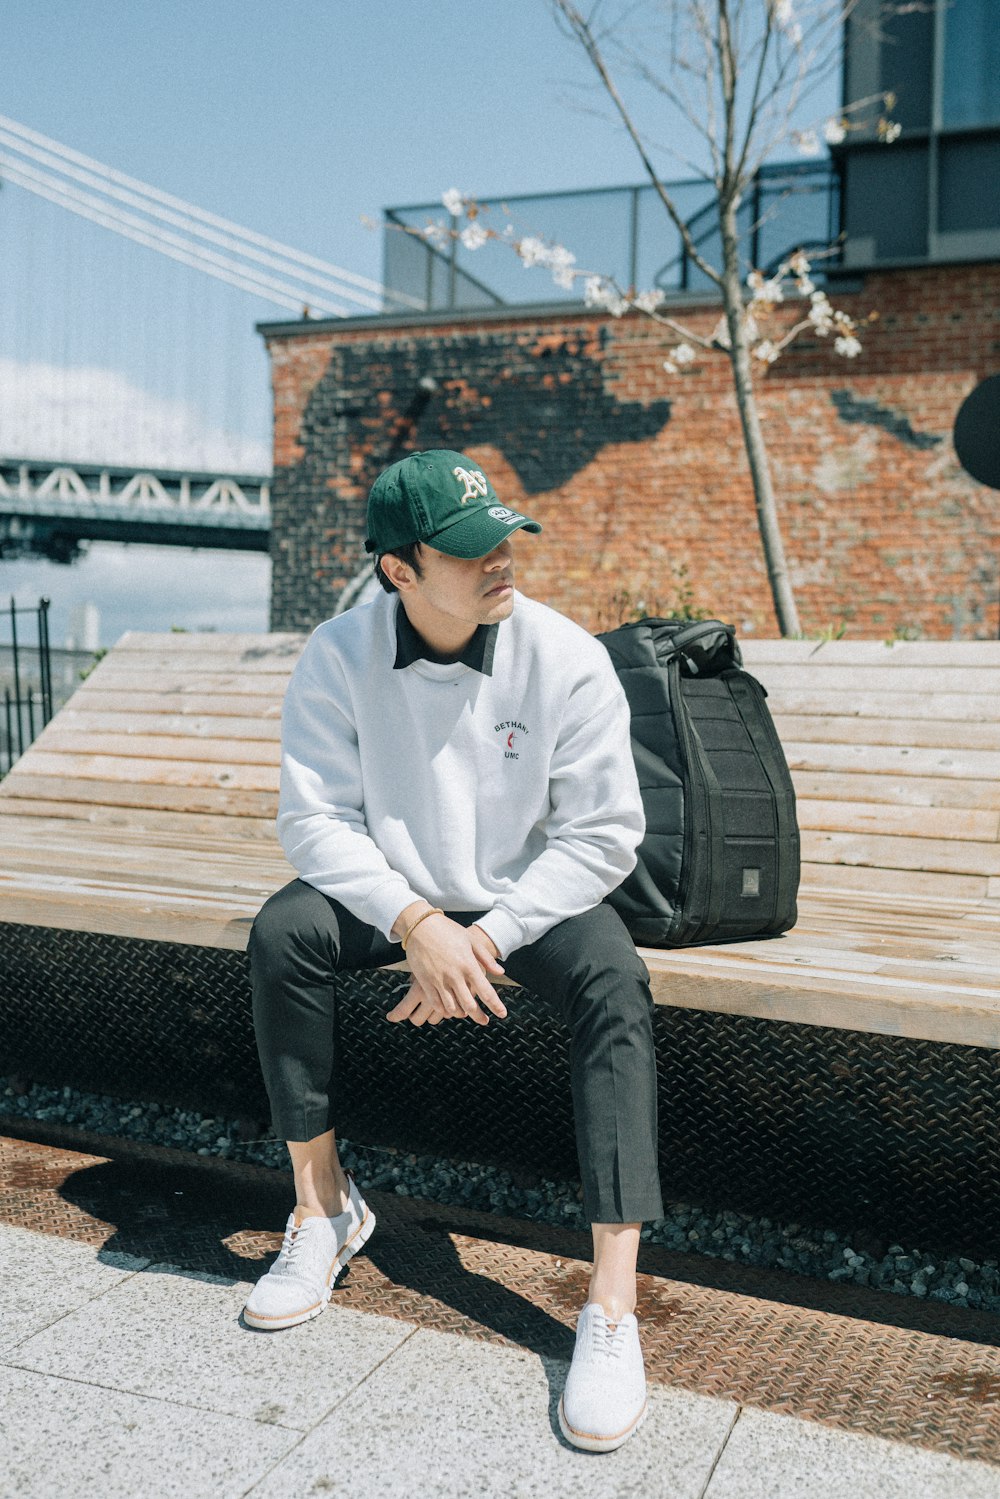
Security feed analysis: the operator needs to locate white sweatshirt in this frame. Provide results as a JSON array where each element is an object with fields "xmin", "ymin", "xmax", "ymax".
[{"xmin": 277, "ymin": 589, "xmax": 644, "ymax": 959}]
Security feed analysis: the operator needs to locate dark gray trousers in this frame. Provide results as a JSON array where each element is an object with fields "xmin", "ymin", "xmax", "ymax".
[{"xmin": 248, "ymin": 878, "xmax": 664, "ymax": 1224}]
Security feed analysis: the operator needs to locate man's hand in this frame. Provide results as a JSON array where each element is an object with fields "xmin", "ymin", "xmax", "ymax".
[
  {"xmin": 386, "ymin": 911, "xmax": 507, "ymax": 1026},
  {"xmin": 385, "ymin": 979, "xmax": 447, "ymax": 1027}
]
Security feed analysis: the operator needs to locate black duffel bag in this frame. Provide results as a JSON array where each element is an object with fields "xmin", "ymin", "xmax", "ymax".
[{"xmin": 598, "ymin": 618, "xmax": 799, "ymax": 947}]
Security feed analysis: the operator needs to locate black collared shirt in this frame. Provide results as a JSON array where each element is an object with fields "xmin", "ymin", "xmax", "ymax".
[{"xmin": 393, "ymin": 601, "xmax": 498, "ymax": 676}]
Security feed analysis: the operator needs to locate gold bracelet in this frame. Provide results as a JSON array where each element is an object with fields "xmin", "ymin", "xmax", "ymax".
[{"xmin": 399, "ymin": 906, "xmax": 444, "ymax": 952}]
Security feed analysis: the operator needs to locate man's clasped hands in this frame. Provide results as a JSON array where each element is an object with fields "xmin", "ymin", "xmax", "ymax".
[{"xmin": 386, "ymin": 902, "xmax": 508, "ymax": 1028}]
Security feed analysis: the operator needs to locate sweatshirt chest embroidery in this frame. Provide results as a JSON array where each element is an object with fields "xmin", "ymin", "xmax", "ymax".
[{"xmin": 494, "ymin": 719, "xmax": 530, "ymax": 761}]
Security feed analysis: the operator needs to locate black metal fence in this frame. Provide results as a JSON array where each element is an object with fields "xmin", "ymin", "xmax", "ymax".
[
  {"xmin": 383, "ymin": 161, "xmax": 840, "ymax": 314},
  {"xmin": 1, "ymin": 598, "xmax": 53, "ymax": 776}
]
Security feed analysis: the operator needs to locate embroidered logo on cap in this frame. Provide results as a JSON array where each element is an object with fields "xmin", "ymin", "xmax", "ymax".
[
  {"xmin": 453, "ymin": 466, "xmax": 490, "ymax": 503},
  {"xmin": 488, "ymin": 506, "xmax": 524, "ymax": 525}
]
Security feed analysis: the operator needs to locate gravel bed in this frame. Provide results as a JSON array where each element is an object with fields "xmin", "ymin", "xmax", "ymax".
[{"xmin": 5, "ymin": 1078, "xmax": 999, "ymax": 1314}]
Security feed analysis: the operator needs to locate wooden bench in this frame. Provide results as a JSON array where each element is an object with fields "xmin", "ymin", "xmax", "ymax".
[
  {"xmin": 2, "ymin": 631, "xmax": 998, "ymax": 1044},
  {"xmin": 2, "ymin": 631, "xmax": 999, "ymax": 1251}
]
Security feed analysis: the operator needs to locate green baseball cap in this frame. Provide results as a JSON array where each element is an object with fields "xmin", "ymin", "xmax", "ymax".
[{"xmin": 365, "ymin": 449, "xmax": 542, "ymax": 559}]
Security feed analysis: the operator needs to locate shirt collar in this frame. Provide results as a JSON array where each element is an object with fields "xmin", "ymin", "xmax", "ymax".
[{"xmin": 393, "ymin": 600, "xmax": 498, "ymax": 676}]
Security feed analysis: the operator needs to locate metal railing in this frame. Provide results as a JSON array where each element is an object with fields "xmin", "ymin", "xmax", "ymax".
[
  {"xmin": 383, "ymin": 161, "xmax": 840, "ymax": 314},
  {"xmin": 1, "ymin": 597, "xmax": 53, "ymax": 776}
]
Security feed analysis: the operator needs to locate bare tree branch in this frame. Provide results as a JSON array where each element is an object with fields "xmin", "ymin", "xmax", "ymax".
[{"xmin": 549, "ymin": 0, "xmax": 724, "ymax": 287}]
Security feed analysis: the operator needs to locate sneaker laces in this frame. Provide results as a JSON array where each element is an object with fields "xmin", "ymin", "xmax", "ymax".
[
  {"xmin": 590, "ymin": 1312, "xmax": 628, "ymax": 1361},
  {"xmin": 277, "ymin": 1215, "xmax": 314, "ymax": 1269}
]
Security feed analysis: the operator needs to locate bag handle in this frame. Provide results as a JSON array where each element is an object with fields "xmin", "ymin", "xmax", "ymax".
[{"xmin": 644, "ymin": 619, "xmax": 740, "ymax": 675}]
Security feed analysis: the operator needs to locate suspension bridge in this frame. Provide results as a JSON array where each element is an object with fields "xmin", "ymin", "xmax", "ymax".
[{"xmin": 0, "ymin": 111, "xmax": 421, "ymax": 562}]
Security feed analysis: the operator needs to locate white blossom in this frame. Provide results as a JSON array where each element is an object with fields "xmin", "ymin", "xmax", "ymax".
[
  {"xmin": 824, "ymin": 118, "xmax": 847, "ymax": 146},
  {"xmin": 547, "ymin": 243, "xmax": 577, "ymax": 290},
  {"xmin": 442, "ymin": 188, "xmax": 465, "ymax": 217},
  {"xmin": 672, "ymin": 342, "xmax": 696, "ymax": 365},
  {"xmin": 753, "ymin": 340, "xmax": 780, "ymax": 364},
  {"xmin": 808, "ymin": 291, "xmax": 834, "ymax": 333},
  {"xmin": 796, "ymin": 275, "xmax": 816, "ymax": 297},
  {"xmin": 460, "ymin": 222, "xmax": 489, "ymax": 251},
  {"xmin": 750, "ymin": 273, "xmax": 784, "ymax": 305},
  {"xmin": 834, "ymin": 334, "xmax": 862, "ymax": 358},
  {"xmin": 773, "ymin": 1, "xmax": 803, "ymax": 45},
  {"xmin": 423, "ymin": 222, "xmax": 452, "ymax": 252},
  {"xmin": 880, "ymin": 120, "xmax": 902, "ymax": 143},
  {"xmin": 517, "ymin": 235, "xmax": 548, "ymax": 268},
  {"xmin": 788, "ymin": 251, "xmax": 811, "ymax": 277},
  {"xmin": 583, "ymin": 275, "xmax": 630, "ymax": 316},
  {"xmin": 794, "ymin": 129, "xmax": 822, "ymax": 158},
  {"xmin": 633, "ymin": 289, "xmax": 665, "ymax": 314}
]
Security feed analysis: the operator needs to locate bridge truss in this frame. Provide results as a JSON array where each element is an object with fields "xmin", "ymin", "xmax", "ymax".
[{"xmin": 0, "ymin": 457, "xmax": 271, "ymax": 562}]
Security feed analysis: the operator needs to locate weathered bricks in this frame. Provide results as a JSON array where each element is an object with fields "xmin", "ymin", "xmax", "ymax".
[{"xmin": 262, "ymin": 263, "xmax": 1000, "ymax": 638}]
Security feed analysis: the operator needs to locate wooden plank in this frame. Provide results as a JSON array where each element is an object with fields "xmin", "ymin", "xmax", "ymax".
[
  {"xmin": 789, "ymin": 770, "xmax": 1000, "ymax": 812},
  {"xmin": 764, "ymin": 690, "xmax": 996, "ymax": 722},
  {"xmin": 773, "ymin": 714, "xmax": 1000, "ymax": 750},
  {"xmin": 1, "ymin": 835, "xmax": 293, "ymax": 891},
  {"xmin": 114, "ymin": 630, "xmax": 307, "ymax": 655},
  {"xmin": 34, "ymin": 729, "xmax": 280, "ymax": 766},
  {"xmin": 89, "ymin": 650, "xmax": 299, "ymax": 680},
  {"xmin": 642, "ymin": 957, "xmax": 1000, "ymax": 1049},
  {"xmin": 784, "ymin": 742, "xmax": 1000, "ymax": 780},
  {"xmin": 71, "ymin": 690, "xmax": 283, "ymax": 718},
  {"xmin": 53, "ymin": 710, "xmax": 283, "ymax": 741},
  {"xmin": 0, "ymin": 801, "xmax": 278, "ymax": 841},
  {"xmin": 0, "ymin": 773, "xmax": 277, "ymax": 819},
  {"xmin": 742, "ymin": 640, "xmax": 1000, "ymax": 666},
  {"xmin": 795, "ymin": 891, "xmax": 991, "ymax": 929},
  {"xmin": 81, "ymin": 668, "xmax": 294, "ymax": 695},
  {"xmin": 801, "ymin": 828, "xmax": 1000, "ymax": 877},
  {"xmin": 699, "ymin": 932, "xmax": 1000, "ymax": 986},
  {"xmin": 13, "ymin": 751, "xmax": 279, "ymax": 792},
  {"xmin": 796, "ymin": 798, "xmax": 1000, "ymax": 843},
  {"xmin": 0, "ymin": 884, "xmax": 262, "ymax": 951},
  {"xmin": 799, "ymin": 861, "xmax": 988, "ymax": 902},
  {"xmin": 749, "ymin": 663, "xmax": 1000, "ymax": 695}
]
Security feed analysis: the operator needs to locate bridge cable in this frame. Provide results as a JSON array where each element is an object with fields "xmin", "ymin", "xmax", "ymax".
[{"xmin": 0, "ymin": 112, "xmax": 423, "ymax": 312}]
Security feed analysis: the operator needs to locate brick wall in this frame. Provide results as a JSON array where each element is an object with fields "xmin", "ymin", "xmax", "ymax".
[{"xmin": 263, "ymin": 262, "xmax": 1000, "ymax": 638}]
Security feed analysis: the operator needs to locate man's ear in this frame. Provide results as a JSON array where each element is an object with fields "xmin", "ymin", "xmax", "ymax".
[{"xmin": 380, "ymin": 553, "xmax": 416, "ymax": 592}]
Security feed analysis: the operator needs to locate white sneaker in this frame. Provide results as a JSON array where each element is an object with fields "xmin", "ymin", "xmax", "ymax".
[
  {"xmin": 242, "ymin": 1176, "xmax": 375, "ymax": 1330},
  {"xmin": 558, "ymin": 1303, "xmax": 648, "ymax": 1453}
]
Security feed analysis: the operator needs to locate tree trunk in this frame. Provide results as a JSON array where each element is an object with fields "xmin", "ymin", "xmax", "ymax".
[{"xmin": 719, "ymin": 206, "xmax": 802, "ymax": 637}]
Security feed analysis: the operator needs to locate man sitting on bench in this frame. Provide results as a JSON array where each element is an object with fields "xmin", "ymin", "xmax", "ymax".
[{"xmin": 244, "ymin": 448, "xmax": 663, "ymax": 1453}]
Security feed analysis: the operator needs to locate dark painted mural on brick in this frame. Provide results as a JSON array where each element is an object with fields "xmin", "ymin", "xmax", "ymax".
[
  {"xmin": 830, "ymin": 389, "xmax": 942, "ymax": 450},
  {"xmin": 271, "ymin": 326, "xmax": 672, "ymax": 629},
  {"xmin": 341, "ymin": 327, "xmax": 671, "ymax": 494}
]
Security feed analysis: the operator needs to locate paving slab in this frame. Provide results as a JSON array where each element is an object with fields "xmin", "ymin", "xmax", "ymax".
[
  {"xmin": 8, "ymin": 1260, "xmax": 417, "ymax": 1429},
  {"xmin": 705, "ymin": 1406, "xmax": 1000, "ymax": 1499},
  {"xmin": 0, "ymin": 1220, "xmax": 145, "ymax": 1355},
  {"xmin": 9, "ymin": 1124, "xmax": 1000, "ymax": 1483},
  {"xmin": 0, "ymin": 1364, "xmax": 297, "ymax": 1499},
  {"xmin": 244, "ymin": 1322, "xmax": 738, "ymax": 1499}
]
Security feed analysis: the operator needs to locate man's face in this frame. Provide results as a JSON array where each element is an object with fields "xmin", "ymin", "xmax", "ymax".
[{"xmin": 409, "ymin": 537, "xmax": 516, "ymax": 630}]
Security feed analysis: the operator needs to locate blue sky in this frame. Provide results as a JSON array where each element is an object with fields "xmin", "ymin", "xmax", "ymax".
[{"xmin": 0, "ymin": 1, "xmax": 838, "ymax": 645}]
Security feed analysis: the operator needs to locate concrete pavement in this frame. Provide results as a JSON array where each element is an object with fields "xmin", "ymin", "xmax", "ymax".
[{"xmin": 4, "ymin": 1126, "xmax": 1000, "ymax": 1498}]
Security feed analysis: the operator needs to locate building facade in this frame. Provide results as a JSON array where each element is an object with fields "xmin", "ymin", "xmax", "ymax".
[{"xmin": 260, "ymin": 1, "xmax": 999, "ymax": 640}]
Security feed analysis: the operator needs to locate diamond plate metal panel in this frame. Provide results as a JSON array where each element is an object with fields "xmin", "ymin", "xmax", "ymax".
[{"xmin": 5, "ymin": 922, "xmax": 1000, "ymax": 1253}]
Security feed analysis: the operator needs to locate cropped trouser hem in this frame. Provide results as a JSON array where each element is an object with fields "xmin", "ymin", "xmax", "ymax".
[{"xmin": 249, "ymin": 878, "xmax": 664, "ymax": 1226}]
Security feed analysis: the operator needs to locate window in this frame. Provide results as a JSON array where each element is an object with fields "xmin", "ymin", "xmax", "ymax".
[{"xmin": 943, "ymin": 0, "xmax": 1000, "ymax": 128}]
